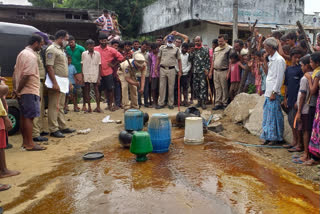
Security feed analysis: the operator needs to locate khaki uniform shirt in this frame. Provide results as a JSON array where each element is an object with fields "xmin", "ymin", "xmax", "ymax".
[
  {"xmin": 36, "ymin": 51, "xmax": 45, "ymax": 80},
  {"xmin": 46, "ymin": 43, "xmax": 68, "ymax": 77},
  {"xmin": 133, "ymin": 50, "xmax": 149, "ymax": 77},
  {"xmin": 118, "ymin": 59, "xmax": 146, "ymax": 80},
  {"xmin": 213, "ymin": 44, "xmax": 231, "ymax": 70},
  {"xmin": 158, "ymin": 45, "xmax": 181, "ymax": 67}
]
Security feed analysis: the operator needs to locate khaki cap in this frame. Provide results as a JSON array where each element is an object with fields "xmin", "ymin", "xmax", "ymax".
[{"xmin": 133, "ymin": 53, "xmax": 146, "ymax": 68}]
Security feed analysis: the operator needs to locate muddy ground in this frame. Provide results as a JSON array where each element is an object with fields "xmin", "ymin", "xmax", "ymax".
[
  {"xmin": 0, "ymin": 104, "xmax": 319, "ymax": 214},
  {"xmin": 219, "ymin": 113, "xmax": 320, "ymax": 183}
]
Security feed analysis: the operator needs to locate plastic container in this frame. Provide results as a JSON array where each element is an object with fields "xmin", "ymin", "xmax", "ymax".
[
  {"xmin": 119, "ymin": 130, "xmax": 134, "ymax": 148},
  {"xmin": 143, "ymin": 112, "xmax": 149, "ymax": 125},
  {"xmin": 124, "ymin": 109, "xmax": 144, "ymax": 131},
  {"xmin": 185, "ymin": 107, "xmax": 201, "ymax": 117},
  {"xmin": 130, "ymin": 131, "xmax": 153, "ymax": 162},
  {"xmin": 184, "ymin": 117, "xmax": 204, "ymax": 145},
  {"xmin": 148, "ymin": 113, "xmax": 171, "ymax": 153}
]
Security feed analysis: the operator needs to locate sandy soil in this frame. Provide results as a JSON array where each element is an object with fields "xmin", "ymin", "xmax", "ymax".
[
  {"xmin": 0, "ymin": 103, "xmax": 319, "ymax": 213},
  {"xmin": 0, "ymin": 104, "xmax": 187, "ymax": 213},
  {"xmin": 218, "ymin": 111, "xmax": 320, "ymax": 183}
]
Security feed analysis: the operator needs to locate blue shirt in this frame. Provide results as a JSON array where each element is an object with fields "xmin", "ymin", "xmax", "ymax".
[
  {"xmin": 68, "ymin": 64, "xmax": 77, "ymax": 85},
  {"xmin": 284, "ymin": 64, "xmax": 303, "ymax": 108}
]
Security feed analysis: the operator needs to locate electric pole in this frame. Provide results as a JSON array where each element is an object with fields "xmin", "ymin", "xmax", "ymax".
[{"xmin": 232, "ymin": 0, "xmax": 238, "ymax": 45}]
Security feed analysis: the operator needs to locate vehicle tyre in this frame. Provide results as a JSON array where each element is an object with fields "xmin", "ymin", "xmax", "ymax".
[{"xmin": 8, "ymin": 107, "xmax": 20, "ymax": 136}]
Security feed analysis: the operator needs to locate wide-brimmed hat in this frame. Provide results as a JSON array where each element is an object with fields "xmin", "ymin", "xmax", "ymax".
[{"xmin": 134, "ymin": 53, "xmax": 146, "ymax": 68}]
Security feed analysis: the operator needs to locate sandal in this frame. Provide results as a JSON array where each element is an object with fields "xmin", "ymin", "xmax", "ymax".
[
  {"xmin": 292, "ymin": 154, "xmax": 301, "ymax": 159},
  {"xmin": 303, "ymin": 159, "xmax": 318, "ymax": 166},
  {"xmin": 288, "ymin": 147, "xmax": 303, "ymax": 153},
  {"xmin": 0, "ymin": 184, "xmax": 11, "ymax": 191},
  {"xmin": 93, "ymin": 108, "xmax": 103, "ymax": 113},
  {"xmin": 24, "ymin": 144, "xmax": 46, "ymax": 151},
  {"xmin": 283, "ymin": 144, "xmax": 295, "ymax": 149},
  {"xmin": 292, "ymin": 159, "xmax": 304, "ymax": 164},
  {"xmin": 262, "ymin": 140, "xmax": 270, "ymax": 145},
  {"xmin": 268, "ymin": 141, "xmax": 282, "ymax": 146},
  {"xmin": 108, "ymin": 106, "xmax": 116, "ymax": 112}
]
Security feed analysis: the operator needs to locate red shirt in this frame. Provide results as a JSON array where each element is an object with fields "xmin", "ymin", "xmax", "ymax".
[{"xmin": 94, "ymin": 45, "xmax": 124, "ymax": 76}]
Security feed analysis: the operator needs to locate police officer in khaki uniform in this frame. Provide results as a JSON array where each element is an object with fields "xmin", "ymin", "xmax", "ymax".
[
  {"xmin": 46, "ymin": 30, "xmax": 75, "ymax": 138},
  {"xmin": 118, "ymin": 53, "xmax": 146, "ymax": 110},
  {"xmin": 32, "ymin": 51, "xmax": 47, "ymax": 141},
  {"xmin": 156, "ymin": 35, "xmax": 182, "ymax": 109},
  {"xmin": 32, "ymin": 32, "xmax": 51, "ymax": 142},
  {"xmin": 212, "ymin": 34, "xmax": 231, "ymax": 110}
]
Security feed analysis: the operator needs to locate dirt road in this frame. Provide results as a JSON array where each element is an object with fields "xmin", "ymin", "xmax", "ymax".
[{"xmin": 0, "ymin": 105, "xmax": 319, "ymax": 213}]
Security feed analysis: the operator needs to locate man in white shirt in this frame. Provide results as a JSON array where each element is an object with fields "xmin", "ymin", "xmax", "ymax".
[
  {"xmin": 178, "ymin": 43, "xmax": 191, "ymax": 106},
  {"xmin": 81, "ymin": 39, "xmax": 102, "ymax": 113},
  {"xmin": 261, "ymin": 37, "xmax": 286, "ymax": 145}
]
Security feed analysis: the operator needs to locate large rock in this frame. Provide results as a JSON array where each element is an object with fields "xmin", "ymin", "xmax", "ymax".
[
  {"xmin": 243, "ymin": 96, "xmax": 265, "ymax": 136},
  {"xmin": 224, "ymin": 93, "xmax": 260, "ymax": 123},
  {"xmin": 244, "ymin": 96, "xmax": 293, "ymax": 143}
]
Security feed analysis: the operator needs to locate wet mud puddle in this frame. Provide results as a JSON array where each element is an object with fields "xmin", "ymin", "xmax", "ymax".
[{"xmin": 3, "ymin": 129, "xmax": 320, "ymax": 214}]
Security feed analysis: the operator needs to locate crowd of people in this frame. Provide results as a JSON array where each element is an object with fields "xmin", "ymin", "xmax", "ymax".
[{"xmin": 0, "ymin": 8, "xmax": 320, "ymax": 192}]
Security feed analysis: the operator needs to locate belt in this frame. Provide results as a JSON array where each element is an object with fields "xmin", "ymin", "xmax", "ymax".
[
  {"xmin": 215, "ymin": 68, "xmax": 228, "ymax": 71},
  {"xmin": 160, "ymin": 65, "xmax": 175, "ymax": 70}
]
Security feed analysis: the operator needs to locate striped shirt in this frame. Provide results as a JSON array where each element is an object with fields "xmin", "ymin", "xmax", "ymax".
[{"xmin": 95, "ymin": 14, "xmax": 113, "ymax": 32}]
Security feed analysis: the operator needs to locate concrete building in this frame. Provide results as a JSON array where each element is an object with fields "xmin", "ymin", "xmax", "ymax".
[{"xmin": 141, "ymin": 0, "xmax": 319, "ymax": 45}]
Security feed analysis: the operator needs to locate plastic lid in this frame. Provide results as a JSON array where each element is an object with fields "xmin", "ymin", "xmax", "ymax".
[
  {"xmin": 127, "ymin": 109, "xmax": 140, "ymax": 112},
  {"xmin": 185, "ymin": 117, "xmax": 202, "ymax": 121},
  {"xmin": 83, "ymin": 152, "xmax": 104, "ymax": 160},
  {"xmin": 152, "ymin": 113, "xmax": 169, "ymax": 118}
]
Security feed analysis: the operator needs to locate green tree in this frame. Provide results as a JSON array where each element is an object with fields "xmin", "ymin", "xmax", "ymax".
[{"xmin": 28, "ymin": 0, "xmax": 156, "ymax": 38}]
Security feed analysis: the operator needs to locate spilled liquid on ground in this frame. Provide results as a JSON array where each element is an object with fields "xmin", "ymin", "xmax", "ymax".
[{"xmin": 3, "ymin": 129, "xmax": 320, "ymax": 214}]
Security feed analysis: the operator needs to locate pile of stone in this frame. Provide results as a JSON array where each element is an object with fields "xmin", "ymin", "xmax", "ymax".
[{"xmin": 224, "ymin": 93, "xmax": 293, "ymax": 143}]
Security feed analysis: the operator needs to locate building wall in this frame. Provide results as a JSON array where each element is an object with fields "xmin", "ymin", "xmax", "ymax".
[
  {"xmin": 141, "ymin": 0, "xmax": 304, "ymax": 33},
  {"xmin": 304, "ymin": 13, "xmax": 320, "ymax": 27},
  {"xmin": 147, "ymin": 21, "xmax": 272, "ymax": 46}
]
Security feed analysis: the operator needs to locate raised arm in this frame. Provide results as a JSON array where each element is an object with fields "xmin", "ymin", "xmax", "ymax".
[{"xmin": 175, "ymin": 31, "xmax": 189, "ymax": 43}]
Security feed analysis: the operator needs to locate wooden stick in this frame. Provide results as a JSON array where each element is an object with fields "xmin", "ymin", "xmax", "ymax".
[
  {"xmin": 178, "ymin": 76, "xmax": 181, "ymax": 111},
  {"xmin": 296, "ymin": 21, "xmax": 314, "ymax": 54}
]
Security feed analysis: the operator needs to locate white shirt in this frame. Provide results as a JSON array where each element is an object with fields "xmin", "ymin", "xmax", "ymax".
[
  {"xmin": 181, "ymin": 52, "xmax": 191, "ymax": 75},
  {"xmin": 81, "ymin": 50, "xmax": 101, "ymax": 83},
  {"xmin": 175, "ymin": 51, "xmax": 191, "ymax": 76},
  {"xmin": 265, "ymin": 51, "xmax": 286, "ymax": 98}
]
